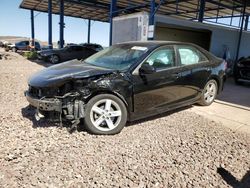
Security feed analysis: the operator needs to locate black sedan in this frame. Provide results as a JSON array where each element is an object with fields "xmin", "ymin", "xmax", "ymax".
[
  {"xmin": 37, "ymin": 45, "xmax": 98, "ymax": 64},
  {"xmin": 25, "ymin": 41, "xmax": 226, "ymax": 135},
  {"xmin": 234, "ymin": 57, "xmax": 250, "ymax": 84}
]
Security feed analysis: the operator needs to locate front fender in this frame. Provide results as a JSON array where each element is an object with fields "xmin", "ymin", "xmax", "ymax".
[{"xmin": 84, "ymin": 73, "xmax": 133, "ymax": 115}]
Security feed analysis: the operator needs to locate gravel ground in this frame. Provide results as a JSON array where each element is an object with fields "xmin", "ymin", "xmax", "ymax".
[{"xmin": 0, "ymin": 49, "xmax": 249, "ymax": 188}]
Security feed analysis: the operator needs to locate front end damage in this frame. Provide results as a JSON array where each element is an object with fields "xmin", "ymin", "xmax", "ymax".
[
  {"xmin": 25, "ymin": 72, "xmax": 131, "ymax": 132},
  {"xmin": 25, "ymin": 85, "xmax": 87, "ymax": 132}
]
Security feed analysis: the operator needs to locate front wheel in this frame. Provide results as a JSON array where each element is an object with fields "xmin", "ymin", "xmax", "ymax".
[
  {"xmin": 84, "ymin": 94, "xmax": 127, "ymax": 135},
  {"xmin": 199, "ymin": 79, "xmax": 218, "ymax": 106},
  {"xmin": 12, "ymin": 47, "xmax": 17, "ymax": 52}
]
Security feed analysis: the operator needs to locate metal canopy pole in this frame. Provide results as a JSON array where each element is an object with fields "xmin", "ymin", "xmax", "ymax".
[
  {"xmin": 148, "ymin": 0, "xmax": 156, "ymax": 40},
  {"xmin": 236, "ymin": 0, "xmax": 247, "ymax": 61},
  {"xmin": 149, "ymin": 0, "xmax": 156, "ymax": 25},
  {"xmin": 87, "ymin": 19, "xmax": 91, "ymax": 43},
  {"xmin": 244, "ymin": 15, "xmax": 249, "ymax": 31},
  {"xmin": 109, "ymin": 0, "xmax": 117, "ymax": 46},
  {"xmin": 198, "ymin": 0, "xmax": 206, "ymax": 22},
  {"xmin": 30, "ymin": 10, "xmax": 35, "ymax": 47},
  {"xmin": 48, "ymin": 0, "xmax": 53, "ymax": 49},
  {"xmin": 59, "ymin": 0, "xmax": 65, "ymax": 48}
]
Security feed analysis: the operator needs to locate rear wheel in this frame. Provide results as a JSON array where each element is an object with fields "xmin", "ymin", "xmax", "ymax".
[
  {"xmin": 199, "ymin": 79, "xmax": 218, "ymax": 106},
  {"xmin": 234, "ymin": 77, "xmax": 243, "ymax": 85},
  {"xmin": 84, "ymin": 94, "xmax": 127, "ymax": 135},
  {"xmin": 50, "ymin": 55, "xmax": 60, "ymax": 64}
]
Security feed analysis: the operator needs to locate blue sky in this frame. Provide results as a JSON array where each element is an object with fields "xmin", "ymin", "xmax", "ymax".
[{"xmin": 0, "ymin": 0, "xmax": 110, "ymax": 46}]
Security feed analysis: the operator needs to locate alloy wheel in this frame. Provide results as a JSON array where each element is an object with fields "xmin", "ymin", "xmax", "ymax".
[
  {"xmin": 50, "ymin": 55, "xmax": 59, "ymax": 64},
  {"xmin": 90, "ymin": 99, "xmax": 122, "ymax": 132},
  {"xmin": 204, "ymin": 82, "xmax": 217, "ymax": 104}
]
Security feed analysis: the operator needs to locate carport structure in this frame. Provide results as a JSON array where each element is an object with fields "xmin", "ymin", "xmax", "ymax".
[{"xmin": 20, "ymin": 0, "xmax": 250, "ymax": 58}]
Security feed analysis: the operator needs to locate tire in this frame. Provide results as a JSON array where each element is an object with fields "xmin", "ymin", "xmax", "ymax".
[
  {"xmin": 84, "ymin": 94, "xmax": 127, "ymax": 135},
  {"xmin": 199, "ymin": 79, "xmax": 218, "ymax": 106},
  {"xmin": 49, "ymin": 55, "xmax": 60, "ymax": 64},
  {"xmin": 12, "ymin": 47, "xmax": 17, "ymax": 52}
]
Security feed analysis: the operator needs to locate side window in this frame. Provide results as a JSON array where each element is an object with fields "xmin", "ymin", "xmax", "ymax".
[
  {"xmin": 20, "ymin": 42, "xmax": 27, "ymax": 46},
  {"xmin": 70, "ymin": 46, "xmax": 83, "ymax": 51},
  {"xmin": 144, "ymin": 47, "xmax": 175, "ymax": 70},
  {"xmin": 178, "ymin": 46, "xmax": 208, "ymax": 65},
  {"xmin": 74, "ymin": 46, "xmax": 84, "ymax": 51}
]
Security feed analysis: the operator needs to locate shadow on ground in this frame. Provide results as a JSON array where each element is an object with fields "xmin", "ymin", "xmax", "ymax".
[
  {"xmin": 21, "ymin": 105, "xmax": 65, "ymax": 128},
  {"xmin": 217, "ymin": 167, "xmax": 250, "ymax": 188},
  {"xmin": 22, "ymin": 105, "xmax": 193, "ymax": 132},
  {"xmin": 127, "ymin": 106, "xmax": 192, "ymax": 127},
  {"xmin": 29, "ymin": 59, "xmax": 52, "ymax": 68},
  {"xmin": 217, "ymin": 77, "xmax": 250, "ymax": 108}
]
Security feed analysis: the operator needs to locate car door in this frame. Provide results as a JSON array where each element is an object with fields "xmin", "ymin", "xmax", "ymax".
[
  {"xmin": 131, "ymin": 45, "xmax": 183, "ymax": 117},
  {"xmin": 76, "ymin": 46, "xmax": 93, "ymax": 60},
  {"xmin": 18, "ymin": 41, "xmax": 28, "ymax": 50},
  {"xmin": 24, "ymin": 41, "xmax": 29, "ymax": 50},
  {"xmin": 175, "ymin": 45, "xmax": 211, "ymax": 101},
  {"xmin": 62, "ymin": 46, "xmax": 77, "ymax": 61}
]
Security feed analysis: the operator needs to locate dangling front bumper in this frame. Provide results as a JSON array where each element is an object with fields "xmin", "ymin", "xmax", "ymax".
[{"xmin": 25, "ymin": 91, "xmax": 62, "ymax": 112}]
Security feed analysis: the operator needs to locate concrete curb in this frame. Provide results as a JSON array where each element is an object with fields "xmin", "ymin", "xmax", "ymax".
[{"xmin": 215, "ymin": 100, "xmax": 250, "ymax": 111}]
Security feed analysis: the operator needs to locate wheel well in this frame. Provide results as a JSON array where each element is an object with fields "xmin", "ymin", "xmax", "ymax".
[
  {"xmin": 50, "ymin": 54, "xmax": 60, "ymax": 61},
  {"xmin": 86, "ymin": 90, "xmax": 128, "ymax": 107}
]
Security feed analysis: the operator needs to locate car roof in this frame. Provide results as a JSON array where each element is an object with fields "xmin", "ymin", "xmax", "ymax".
[
  {"xmin": 66, "ymin": 45, "xmax": 82, "ymax": 47},
  {"xmin": 118, "ymin": 40, "xmax": 193, "ymax": 47},
  {"xmin": 117, "ymin": 40, "xmax": 217, "ymax": 60},
  {"xmin": 17, "ymin": 40, "xmax": 29, "ymax": 43}
]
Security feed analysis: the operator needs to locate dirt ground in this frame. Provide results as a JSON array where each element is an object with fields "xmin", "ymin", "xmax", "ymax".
[{"xmin": 0, "ymin": 48, "xmax": 249, "ymax": 187}]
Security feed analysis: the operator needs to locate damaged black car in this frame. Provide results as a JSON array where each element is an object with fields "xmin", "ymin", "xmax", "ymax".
[{"xmin": 25, "ymin": 41, "xmax": 226, "ymax": 135}]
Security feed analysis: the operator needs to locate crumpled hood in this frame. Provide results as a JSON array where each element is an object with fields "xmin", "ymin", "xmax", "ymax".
[{"xmin": 28, "ymin": 59, "xmax": 114, "ymax": 88}]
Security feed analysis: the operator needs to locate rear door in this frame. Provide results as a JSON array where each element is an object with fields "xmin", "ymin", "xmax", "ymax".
[
  {"xmin": 79, "ymin": 47, "xmax": 96, "ymax": 60},
  {"xmin": 175, "ymin": 45, "xmax": 211, "ymax": 101},
  {"xmin": 62, "ymin": 46, "xmax": 78, "ymax": 61}
]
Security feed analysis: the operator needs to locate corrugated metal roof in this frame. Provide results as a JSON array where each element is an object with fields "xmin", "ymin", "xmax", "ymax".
[{"xmin": 20, "ymin": 0, "xmax": 250, "ymax": 23}]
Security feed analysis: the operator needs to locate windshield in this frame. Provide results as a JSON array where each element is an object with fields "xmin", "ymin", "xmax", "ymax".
[{"xmin": 84, "ymin": 44, "xmax": 149, "ymax": 70}]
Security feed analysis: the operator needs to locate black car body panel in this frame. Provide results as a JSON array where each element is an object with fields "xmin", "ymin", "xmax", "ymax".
[
  {"xmin": 25, "ymin": 41, "xmax": 226, "ymax": 123},
  {"xmin": 28, "ymin": 60, "xmax": 115, "ymax": 88},
  {"xmin": 234, "ymin": 57, "xmax": 250, "ymax": 83},
  {"xmin": 80, "ymin": 43, "xmax": 104, "ymax": 51}
]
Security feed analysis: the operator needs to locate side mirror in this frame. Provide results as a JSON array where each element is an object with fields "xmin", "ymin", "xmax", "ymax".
[{"xmin": 139, "ymin": 63, "xmax": 156, "ymax": 74}]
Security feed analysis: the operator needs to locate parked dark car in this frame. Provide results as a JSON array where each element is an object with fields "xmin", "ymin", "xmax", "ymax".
[
  {"xmin": 234, "ymin": 57, "xmax": 250, "ymax": 84},
  {"xmin": 80, "ymin": 43, "xmax": 103, "ymax": 51},
  {"xmin": 25, "ymin": 41, "xmax": 226, "ymax": 135},
  {"xmin": 37, "ymin": 45, "xmax": 97, "ymax": 64},
  {"xmin": 9, "ymin": 41, "xmax": 41, "ymax": 52}
]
